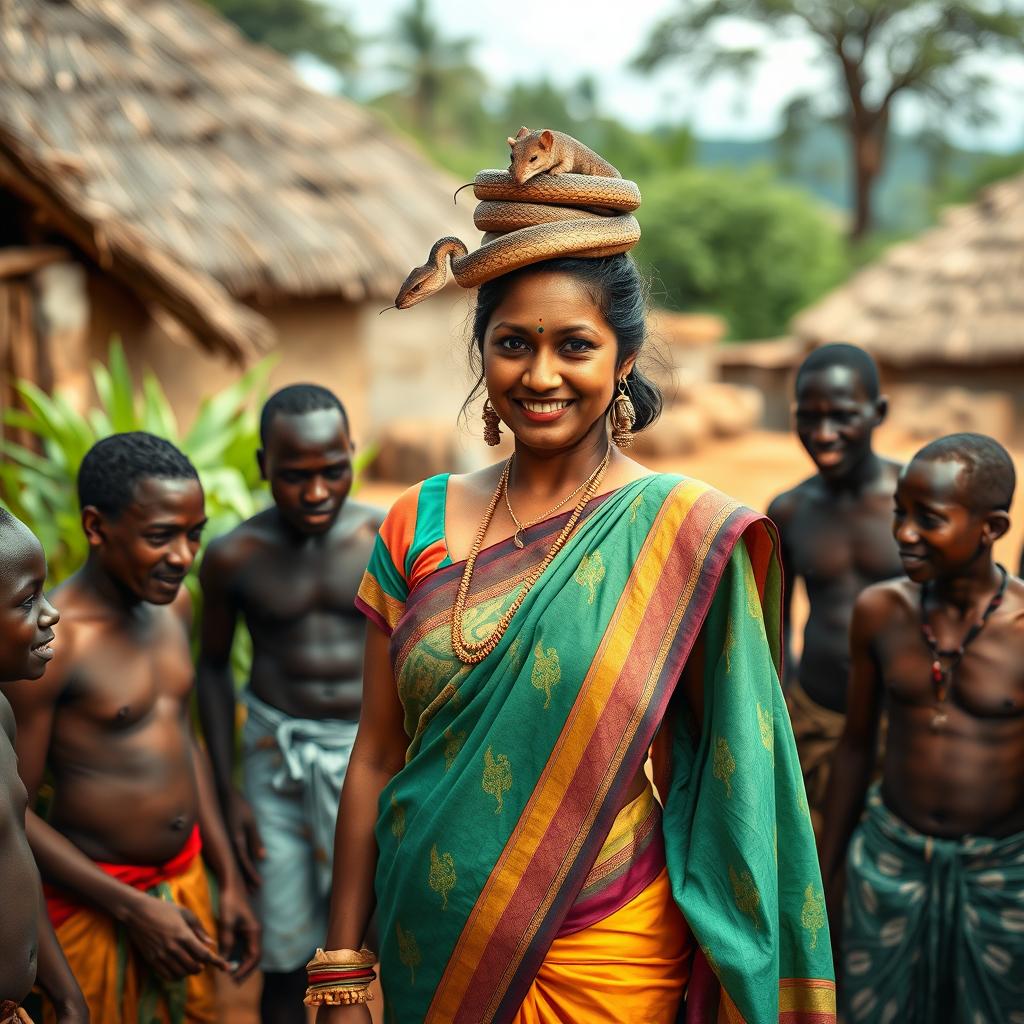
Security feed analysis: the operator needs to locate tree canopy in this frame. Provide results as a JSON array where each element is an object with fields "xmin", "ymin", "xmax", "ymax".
[
  {"xmin": 634, "ymin": 168, "xmax": 847, "ymax": 339},
  {"xmin": 205, "ymin": 0, "xmax": 359, "ymax": 77},
  {"xmin": 634, "ymin": 0, "xmax": 1024, "ymax": 239}
]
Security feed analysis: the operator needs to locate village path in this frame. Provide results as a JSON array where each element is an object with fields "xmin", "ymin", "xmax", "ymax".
[{"xmin": 218, "ymin": 428, "xmax": 1024, "ymax": 1023}]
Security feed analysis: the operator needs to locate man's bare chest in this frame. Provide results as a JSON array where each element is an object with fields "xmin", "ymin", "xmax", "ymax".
[
  {"xmin": 62, "ymin": 633, "xmax": 193, "ymax": 730},
  {"xmin": 789, "ymin": 502, "xmax": 900, "ymax": 583},
  {"xmin": 237, "ymin": 556, "xmax": 361, "ymax": 624},
  {"xmin": 881, "ymin": 627, "xmax": 1024, "ymax": 720}
]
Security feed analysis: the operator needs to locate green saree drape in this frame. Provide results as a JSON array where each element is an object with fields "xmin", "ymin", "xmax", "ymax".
[{"xmin": 357, "ymin": 473, "xmax": 835, "ymax": 1023}]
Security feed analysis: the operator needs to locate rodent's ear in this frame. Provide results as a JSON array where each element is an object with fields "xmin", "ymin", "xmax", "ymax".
[
  {"xmin": 507, "ymin": 136, "xmax": 517, "ymax": 147},
  {"xmin": 516, "ymin": 126, "xmax": 530, "ymax": 139},
  {"xmin": 539, "ymin": 129, "xmax": 553, "ymax": 149}
]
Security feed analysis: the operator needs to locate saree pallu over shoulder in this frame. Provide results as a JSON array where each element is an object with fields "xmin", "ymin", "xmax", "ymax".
[{"xmin": 363, "ymin": 474, "xmax": 835, "ymax": 1024}]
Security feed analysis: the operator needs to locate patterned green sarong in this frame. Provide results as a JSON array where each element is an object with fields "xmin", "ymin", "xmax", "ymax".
[{"xmin": 844, "ymin": 785, "xmax": 1024, "ymax": 1023}]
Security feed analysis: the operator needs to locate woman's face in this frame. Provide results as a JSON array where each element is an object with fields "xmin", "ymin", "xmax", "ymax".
[{"xmin": 482, "ymin": 271, "xmax": 634, "ymax": 452}]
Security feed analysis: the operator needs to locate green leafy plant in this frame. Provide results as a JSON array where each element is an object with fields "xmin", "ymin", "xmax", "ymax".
[
  {"xmin": 635, "ymin": 166, "xmax": 847, "ymax": 339},
  {"xmin": 0, "ymin": 340, "xmax": 274, "ymax": 586},
  {"xmin": 1, "ymin": 341, "xmax": 376, "ymax": 689}
]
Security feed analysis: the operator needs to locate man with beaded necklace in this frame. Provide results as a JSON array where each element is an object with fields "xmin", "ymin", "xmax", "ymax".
[{"xmin": 820, "ymin": 432, "xmax": 1024, "ymax": 1023}]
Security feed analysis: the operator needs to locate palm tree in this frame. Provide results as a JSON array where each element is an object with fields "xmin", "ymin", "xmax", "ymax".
[{"xmin": 387, "ymin": 0, "xmax": 478, "ymax": 136}]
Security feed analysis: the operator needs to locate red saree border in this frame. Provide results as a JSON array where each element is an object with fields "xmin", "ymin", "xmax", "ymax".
[{"xmin": 421, "ymin": 478, "xmax": 769, "ymax": 1023}]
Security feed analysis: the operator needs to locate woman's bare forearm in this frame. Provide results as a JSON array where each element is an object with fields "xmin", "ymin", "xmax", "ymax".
[{"xmin": 324, "ymin": 753, "xmax": 396, "ymax": 951}]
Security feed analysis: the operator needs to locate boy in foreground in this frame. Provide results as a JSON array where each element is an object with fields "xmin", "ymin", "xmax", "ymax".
[
  {"xmin": 767, "ymin": 344, "xmax": 903, "ymax": 836},
  {"xmin": 196, "ymin": 385, "xmax": 381, "ymax": 1023},
  {"xmin": 820, "ymin": 433, "xmax": 1024, "ymax": 1023},
  {"xmin": 0, "ymin": 509, "xmax": 85, "ymax": 1024},
  {"xmin": 2, "ymin": 434, "xmax": 260, "ymax": 1023}
]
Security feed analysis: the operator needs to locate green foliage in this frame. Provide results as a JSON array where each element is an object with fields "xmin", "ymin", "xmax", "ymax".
[
  {"xmin": 635, "ymin": 168, "xmax": 847, "ymax": 339},
  {"xmin": 1, "ymin": 343, "xmax": 377, "ymax": 687},
  {"xmin": 0, "ymin": 341, "xmax": 275, "ymax": 586},
  {"xmin": 937, "ymin": 150, "xmax": 1024, "ymax": 207},
  {"xmin": 634, "ymin": 1, "xmax": 1024, "ymax": 238},
  {"xmin": 204, "ymin": 0, "xmax": 359, "ymax": 76},
  {"xmin": 383, "ymin": 0, "xmax": 480, "ymax": 135}
]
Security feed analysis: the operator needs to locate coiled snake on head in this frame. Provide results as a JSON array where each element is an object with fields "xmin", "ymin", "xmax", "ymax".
[{"xmin": 393, "ymin": 144, "xmax": 642, "ymax": 309}]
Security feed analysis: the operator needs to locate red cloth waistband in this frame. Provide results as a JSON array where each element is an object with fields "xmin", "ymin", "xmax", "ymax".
[{"xmin": 45, "ymin": 825, "xmax": 202, "ymax": 929}]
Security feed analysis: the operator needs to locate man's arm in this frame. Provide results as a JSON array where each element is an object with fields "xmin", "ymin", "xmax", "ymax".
[
  {"xmin": 767, "ymin": 492, "xmax": 797, "ymax": 689},
  {"xmin": 2, "ymin": 646, "xmax": 227, "ymax": 982},
  {"xmin": 189, "ymin": 730, "xmax": 261, "ymax": 979},
  {"xmin": 818, "ymin": 586, "xmax": 888, "ymax": 966},
  {"xmin": 195, "ymin": 539, "xmax": 263, "ymax": 888},
  {"xmin": 34, "ymin": 903, "xmax": 88, "ymax": 1023}
]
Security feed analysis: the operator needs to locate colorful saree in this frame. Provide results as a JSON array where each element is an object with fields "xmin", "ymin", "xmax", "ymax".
[{"xmin": 357, "ymin": 473, "xmax": 835, "ymax": 1023}]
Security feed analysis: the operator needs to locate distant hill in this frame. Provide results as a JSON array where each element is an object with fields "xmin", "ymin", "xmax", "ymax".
[{"xmin": 696, "ymin": 124, "xmax": 1008, "ymax": 232}]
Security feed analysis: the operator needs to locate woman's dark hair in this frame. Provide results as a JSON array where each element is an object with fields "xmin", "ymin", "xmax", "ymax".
[{"xmin": 463, "ymin": 253, "xmax": 663, "ymax": 432}]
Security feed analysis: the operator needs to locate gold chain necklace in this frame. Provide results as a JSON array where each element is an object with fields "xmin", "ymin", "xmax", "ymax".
[
  {"xmin": 503, "ymin": 450, "xmax": 605, "ymax": 549},
  {"xmin": 451, "ymin": 445, "xmax": 612, "ymax": 665}
]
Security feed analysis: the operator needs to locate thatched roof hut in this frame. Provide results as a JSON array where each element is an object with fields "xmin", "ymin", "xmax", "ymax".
[
  {"xmin": 794, "ymin": 176, "xmax": 1024, "ymax": 368},
  {"xmin": 0, "ymin": 0, "xmax": 479, "ymax": 435},
  {"xmin": 729, "ymin": 175, "xmax": 1024, "ymax": 440}
]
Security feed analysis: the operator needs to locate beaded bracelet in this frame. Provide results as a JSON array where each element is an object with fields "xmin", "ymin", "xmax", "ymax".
[
  {"xmin": 303, "ymin": 947, "xmax": 378, "ymax": 1007},
  {"xmin": 0, "ymin": 1002, "xmax": 32, "ymax": 1024}
]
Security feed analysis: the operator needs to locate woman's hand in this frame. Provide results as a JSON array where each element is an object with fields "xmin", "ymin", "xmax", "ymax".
[{"xmin": 315, "ymin": 1004, "xmax": 372, "ymax": 1023}]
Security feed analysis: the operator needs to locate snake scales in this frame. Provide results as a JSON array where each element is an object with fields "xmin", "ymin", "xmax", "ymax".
[{"xmin": 393, "ymin": 169, "xmax": 641, "ymax": 308}]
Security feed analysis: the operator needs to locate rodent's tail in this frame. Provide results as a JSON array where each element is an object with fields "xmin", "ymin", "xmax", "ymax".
[{"xmin": 453, "ymin": 182, "xmax": 475, "ymax": 204}]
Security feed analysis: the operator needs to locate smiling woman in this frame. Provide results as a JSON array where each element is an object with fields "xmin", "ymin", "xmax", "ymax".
[{"xmin": 316, "ymin": 136, "xmax": 836, "ymax": 1024}]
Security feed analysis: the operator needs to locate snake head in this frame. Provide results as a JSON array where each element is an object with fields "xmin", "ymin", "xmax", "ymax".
[
  {"xmin": 394, "ymin": 237, "xmax": 468, "ymax": 308},
  {"xmin": 394, "ymin": 264, "xmax": 437, "ymax": 309}
]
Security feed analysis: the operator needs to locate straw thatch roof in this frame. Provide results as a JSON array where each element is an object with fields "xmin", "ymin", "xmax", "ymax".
[
  {"xmin": 0, "ymin": 0, "xmax": 476, "ymax": 360},
  {"xmin": 794, "ymin": 175, "xmax": 1024, "ymax": 368}
]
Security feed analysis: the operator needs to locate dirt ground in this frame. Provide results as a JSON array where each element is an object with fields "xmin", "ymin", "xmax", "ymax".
[{"xmin": 218, "ymin": 427, "xmax": 1024, "ymax": 1022}]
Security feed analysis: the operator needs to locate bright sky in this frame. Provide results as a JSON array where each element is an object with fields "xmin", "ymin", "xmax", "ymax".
[{"xmin": 317, "ymin": 0, "xmax": 1024, "ymax": 150}]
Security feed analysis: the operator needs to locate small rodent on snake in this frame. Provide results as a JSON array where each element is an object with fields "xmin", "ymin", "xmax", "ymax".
[{"xmin": 392, "ymin": 127, "xmax": 641, "ymax": 309}]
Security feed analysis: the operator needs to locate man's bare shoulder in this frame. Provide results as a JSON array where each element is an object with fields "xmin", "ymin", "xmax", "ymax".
[
  {"xmin": 202, "ymin": 508, "xmax": 279, "ymax": 572},
  {"xmin": 999, "ymin": 573, "xmax": 1024, "ymax": 635},
  {"xmin": 0, "ymin": 693, "xmax": 16, "ymax": 742},
  {"xmin": 854, "ymin": 576, "xmax": 914, "ymax": 630},
  {"xmin": 337, "ymin": 499, "xmax": 386, "ymax": 536},
  {"xmin": 767, "ymin": 475, "xmax": 821, "ymax": 526},
  {"xmin": 873, "ymin": 457, "xmax": 904, "ymax": 494}
]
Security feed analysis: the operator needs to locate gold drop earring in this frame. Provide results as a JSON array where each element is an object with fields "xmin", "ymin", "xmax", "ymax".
[
  {"xmin": 483, "ymin": 399, "xmax": 502, "ymax": 446},
  {"xmin": 611, "ymin": 378, "xmax": 636, "ymax": 448}
]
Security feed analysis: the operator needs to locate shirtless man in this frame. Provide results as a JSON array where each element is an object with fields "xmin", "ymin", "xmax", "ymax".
[
  {"xmin": 767, "ymin": 344, "xmax": 902, "ymax": 835},
  {"xmin": 1, "ymin": 433, "xmax": 260, "ymax": 1023},
  {"xmin": 820, "ymin": 433, "xmax": 1024, "ymax": 1023},
  {"xmin": 196, "ymin": 385, "xmax": 381, "ymax": 1023},
  {"xmin": 0, "ymin": 510, "xmax": 85, "ymax": 1024}
]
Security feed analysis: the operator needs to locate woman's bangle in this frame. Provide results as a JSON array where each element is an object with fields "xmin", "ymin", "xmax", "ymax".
[{"xmin": 304, "ymin": 947, "xmax": 378, "ymax": 1007}]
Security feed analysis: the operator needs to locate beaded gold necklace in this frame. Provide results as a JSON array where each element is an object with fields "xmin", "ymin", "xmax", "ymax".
[
  {"xmin": 503, "ymin": 450, "xmax": 602, "ymax": 549},
  {"xmin": 451, "ymin": 445, "xmax": 612, "ymax": 665}
]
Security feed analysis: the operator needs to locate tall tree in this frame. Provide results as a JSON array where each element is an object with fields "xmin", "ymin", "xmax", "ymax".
[
  {"xmin": 634, "ymin": 1, "xmax": 1024, "ymax": 240},
  {"xmin": 205, "ymin": 0, "xmax": 359, "ymax": 79},
  {"xmin": 387, "ymin": 0, "xmax": 478, "ymax": 135}
]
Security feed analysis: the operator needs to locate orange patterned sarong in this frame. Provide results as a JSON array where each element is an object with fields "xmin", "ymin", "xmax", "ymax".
[{"xmin": 42, "ymin": 831, "xmax": 217, "ymax": 1024}]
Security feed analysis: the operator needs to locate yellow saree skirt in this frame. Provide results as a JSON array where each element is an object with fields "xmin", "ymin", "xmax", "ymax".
[{"xmin": 512, "ymin": 866, "xmax": 693, "ymax": 1024}]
